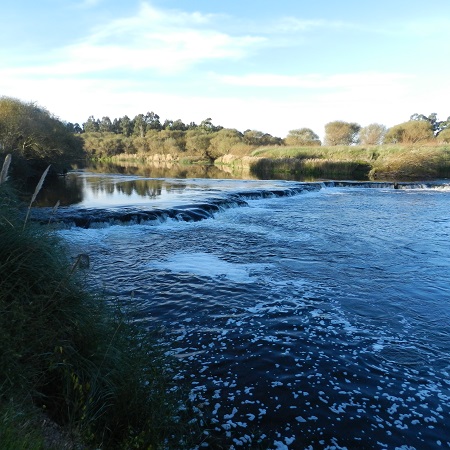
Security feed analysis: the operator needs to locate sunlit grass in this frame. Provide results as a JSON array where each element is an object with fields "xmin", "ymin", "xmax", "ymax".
[{"xmin": 249, "ymin": 144, "xmax": 450, "ymax": 179}]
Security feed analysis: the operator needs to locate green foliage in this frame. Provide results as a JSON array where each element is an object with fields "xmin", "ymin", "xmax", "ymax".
[
  {"xmin": 436, "ymin": 127, "xmax": 450, "ymax": 143},
  {"xmin": 82, "ymin": 132, "xmax": 130, "ymax": 158},
  {"xmin": 284, "ymin": 128, "xmax": 321, "ymax": 146},
  {"xmin": 0, "ymin": 180, "xmax": 195, "ymax": 448},
  {"xmin": 410, "ymin": 112, "xmax": 450, "ymax": 135},
  {"xmin": 0, "ymin": 97, "xmax": 83, "ymax": 176},
  {"xmin": 185, "ymin": 128, "xmax": 214, "ymax": 156},
  {"xmin": 0, "ymin": 403, "xmax": 46, "ymax": 450},
  {"xmin": 208, "ymin": 128, "xmax": 243, "ymax": 160},
  {"xmin": 324, "ymin": 121, "xmax": 361, "ymax": 146},
  {"xmin": 243, "ymin": 130, "xmax": 282, "ymax": 146},
  {"xmin": 359, "ymin": 123, "xmax": 387, "ymax": 145},
  {"xmin": 251, "ymin": 157, "xmax": 370, "ymax": 180},
  {"xmin": 384, "ymin": 120, "xmax": 434, "ymax": 144}
]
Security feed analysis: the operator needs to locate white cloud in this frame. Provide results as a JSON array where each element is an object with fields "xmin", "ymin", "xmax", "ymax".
[
  {"xmin": 51, "ymin": 2, "xmax": 263, "ymax": 74},
  {"xmin": 74, "ymin": 0, "xmax": 104, "ymax": 8},
  {"xmin": 217, "ymin": 72, "xmax": 412, "ymax": 89},
  {"xmin": 3, "ymin": 68, "xmax": 447, "ymax": 141},
  {"xmin": 2, "ymin": 2, "xmax": 264, "ymax": 77},
  {"xmin": 274, "ymin": 17, "xmax": 347, "ymax": 33}
]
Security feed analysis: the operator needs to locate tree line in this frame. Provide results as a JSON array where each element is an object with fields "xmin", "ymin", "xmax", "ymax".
[
  {"xmin": 78, "ymin": 112, "xmax": 450, "ymax": 161},
  {"xmin": 1, "ymin": 96, "xmax": 450, "ymax": 173},
  {"xmin": 77, "ymin": 114, "xmax": 283, "ymax": 161}
]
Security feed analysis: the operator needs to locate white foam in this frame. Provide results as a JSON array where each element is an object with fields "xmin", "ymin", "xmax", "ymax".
[{"xmin": 148, "ymin": 252, "xmax": 267, "ymax": 283}]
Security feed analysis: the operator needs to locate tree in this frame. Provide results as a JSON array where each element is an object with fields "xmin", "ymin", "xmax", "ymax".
[
  {"xmin": 284, "ymin": 128, "xmax": 321, "ymax": 146},
  {"xmin": 436, "ymin": 127, "xmax": 450, "ymax": 143},
  {"xmin": 133, "ymin": 114, "xmax": 147, "ymax": 138},
  {"xmin": 99, "ymin": 116, "xmax": 113, "ymax": 133},
  {"xmin": 359, "ymin": 123, "xmax": 387, "ymax": 145},
  {"xmin": 199, "ymin": 118, "xmax": 223, "ymax": 133},
  {"xmin": 0, "ymin": 96, "xmax": 83, "ymax": 173},
  {"xmin": 185, "ymin": 129, "xmax": 214, "ymax": 156},
  {"xmin": 208, "ymin": 129, "xmax": 243, "ymax": 160},
  {"xmin": 83, "ymin": 115, "xmax": 99, "ymax": 133},
  {"xmin": 410, "ymin": 112, "xmax": 450, "ymax": 136},
  {"xmin": 242, "ymin": 130, "xmax": 282, "ymax": 146},
  {"xmin": 384, "ymin": 121, "xmax": 434, "ymax": 144},
  {"xmin": 170, "ymin": 119, "xmax": 188, "ymax": 131},
  {"xmin": 145, "ymin": 111, "xmax": 162, "ymax": 131},
  {"xmin": 73, "ymin": 123, "xmax": 83, "ymax": 134},
  {"xmin": 324, "ymin": 121, "xmax": 361, "ymax": 146},
  {"xmin": 112, "ymin": 118, "xmax": 122, "ymax": 134},
  {"xmin": 120, "ymin": 115, "xmax": 133, "ymax": 137}
]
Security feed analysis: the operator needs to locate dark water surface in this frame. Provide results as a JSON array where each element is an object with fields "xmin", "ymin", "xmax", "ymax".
[{"xmin": 54, "ymin": 172, "xmax": 450, "ymax": 449}]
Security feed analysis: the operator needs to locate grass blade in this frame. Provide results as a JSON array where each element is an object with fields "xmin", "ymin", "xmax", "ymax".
[
  {"xmin": 48, "ymin": 200, "xmax": 60, "ymax": 225},
  {"xmin": 23, "ymin": 165, "xmax": 51, "ymax": 229},
  {"xmin": 0, "ymin": 154, "xmax": 12, "ymax": 184}
]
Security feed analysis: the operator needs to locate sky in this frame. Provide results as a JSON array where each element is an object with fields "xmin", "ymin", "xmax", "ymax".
[{"xmin": 1, "ymin": 0, "xmax": 450, "ymax": 139}]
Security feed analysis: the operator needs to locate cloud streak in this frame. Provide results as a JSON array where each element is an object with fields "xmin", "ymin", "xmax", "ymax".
[
  {"xmin": 18, "ymin": 2, "xmax": 265, "ymax": 76},
  {"xmin": 217, "ymin": 72, "xmax": 413, "ymax": 89}
]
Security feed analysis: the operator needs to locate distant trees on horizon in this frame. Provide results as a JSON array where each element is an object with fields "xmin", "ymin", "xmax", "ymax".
[
  {"xmin": 1, "ymin": 96, "xmax": 450, "ymax": 170},
  {"xmin": 75, "ymin": 110, "xmax": 450, "ymax": 160}
]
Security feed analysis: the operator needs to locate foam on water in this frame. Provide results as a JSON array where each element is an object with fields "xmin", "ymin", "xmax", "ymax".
[
  {"xmin": 57, "ymin": 179, "xmax": 450, "ymax": 449},
  {"xmin": 147, "ymin": 251, "xmax": 269, "ymax": 284}
]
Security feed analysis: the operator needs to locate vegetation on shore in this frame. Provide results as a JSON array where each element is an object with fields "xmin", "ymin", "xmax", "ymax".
[
  {"xmin": 0, "ymin": 158, "xmax": 198, "ymax": 449},
  {"xmin": 75, "ymin": 109, "xmax": 450, "ymax": 180},
  {"xmin": 1, "ymin": 96, "xmax": 450, "ymax": 180},
  {"xmin": 246, "ymin": 144, "xmax": 450, "ymax": 180},
  {"xmin": 0, "ymin": 97, "xmax": 84, "ymax": 181}
]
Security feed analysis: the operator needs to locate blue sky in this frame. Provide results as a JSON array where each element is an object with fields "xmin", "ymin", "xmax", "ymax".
[{"xmin": 1, "ymin": 0, "xmax": 449, "ymax": 139}]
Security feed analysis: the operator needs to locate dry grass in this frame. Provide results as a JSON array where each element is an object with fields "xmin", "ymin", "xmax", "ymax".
[
  {"xmin": 23, "ymin": 165, "xmax": 51, "ymax": 229},
  {"xmin": 249, "ymin": 144, "xmax": 450, "ymax": 180},
  {"xmin": 0, "ymin": 154, "xmax": 11, "ymax": 184}
]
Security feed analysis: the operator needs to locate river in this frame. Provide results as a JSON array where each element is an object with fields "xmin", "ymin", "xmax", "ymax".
[{"xmin": 37, "ymin": 169, "xmax": 450, "ymax": 449}]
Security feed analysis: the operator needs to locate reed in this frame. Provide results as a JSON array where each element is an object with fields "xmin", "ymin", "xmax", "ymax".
[
  {"xmin": 0, "ymin": 154, "xmax": 11, "ymax": 184},
  {"xmin": 23, "ymin": 164, "xmax": 50, "ymax": 229}
]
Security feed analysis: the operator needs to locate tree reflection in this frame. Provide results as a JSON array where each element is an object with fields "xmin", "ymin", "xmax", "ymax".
[{"xmin": 31, "ymin": 174, "xmax": 84, "ymax": 206}]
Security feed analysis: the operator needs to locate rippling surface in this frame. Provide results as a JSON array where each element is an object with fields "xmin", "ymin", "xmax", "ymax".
[{"xmin": 58, "ymin": 179, "xmax": 450, "ymax": 449}]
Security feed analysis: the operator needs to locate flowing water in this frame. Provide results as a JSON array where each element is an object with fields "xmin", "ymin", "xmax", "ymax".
[{"xmin": 40, "ymin": 171, "xmax": 450, "ymax": 449}]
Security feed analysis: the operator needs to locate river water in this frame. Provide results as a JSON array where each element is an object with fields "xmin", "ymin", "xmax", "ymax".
[{"xmin": 43, "ymin": 170, "xmax": 450, "ymax": 449}]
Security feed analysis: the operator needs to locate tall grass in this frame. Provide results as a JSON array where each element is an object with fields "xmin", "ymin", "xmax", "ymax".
[
  {"xmin": 23, "ymin": 164, "xmax": 50, "ymax": 229},
  {"xmin": 250, "ymin": 157, "xmax": 371, "ymax": 180},
  {"xmin": 0, "ymin": 164, "xmax": 197, "ymax": 448},
  {"xmin": 250, "ymin": 144, "xmax": 450, "ymax": 180}
]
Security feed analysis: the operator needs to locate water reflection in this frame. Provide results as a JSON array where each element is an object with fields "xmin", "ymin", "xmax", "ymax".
[
  {"xmin": 33, "ymin": 174, "xmax": 84, "ymax": 207},
  {"xmin": 32, "ymin": 162, "xmax": 258, "ymax": 207},
  {"xmin": 33, "ymin": 161, "xmax": 335, "ymax": 208},
  {"xmin": 86, "ymin": 161, "xmax": 252, "ymax": 180}
]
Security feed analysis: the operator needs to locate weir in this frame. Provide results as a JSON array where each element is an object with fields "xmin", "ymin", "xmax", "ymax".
[{"xmin": 30, "ymin": 180, "xmax": 450, "ymax": 228}]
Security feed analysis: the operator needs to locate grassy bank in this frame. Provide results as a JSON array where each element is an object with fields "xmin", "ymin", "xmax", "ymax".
[
  {"xmin": 0, "ymin": 168, "xmax": 196, "ymax": 448},
  {"xmin": 248, "ymin": 144, "xmax": 450, "ymax": 180}
]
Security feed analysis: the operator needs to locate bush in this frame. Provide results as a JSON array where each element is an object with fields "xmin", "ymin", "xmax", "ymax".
[{"xmin": 384, "ymin": 121, "xmax": 434, "ymax": 144}]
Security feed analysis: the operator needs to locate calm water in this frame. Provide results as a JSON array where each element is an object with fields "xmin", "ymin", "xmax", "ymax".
[{"xmin": 50, "ymin": 171, "xmax": 450, "ymax": 449}]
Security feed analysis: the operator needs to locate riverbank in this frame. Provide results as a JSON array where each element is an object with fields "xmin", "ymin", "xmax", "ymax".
[
  {"xmin": 216, "ymin": 144, "xmax": 450, "ymax": 180},
  {"xmin": 106, "ymin": 144, "xmax": 450, "ymax": 181},
  {"xmin": 0, "ymin": 176, "xmax": 197, "ymax": 448}
]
